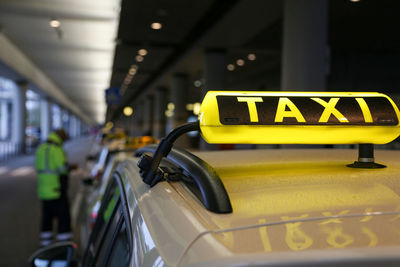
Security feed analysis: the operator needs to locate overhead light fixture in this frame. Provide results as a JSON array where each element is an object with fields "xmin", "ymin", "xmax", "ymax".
[
  {"xmin": 236, "ymin": 59, "xmax": 245, "ymax": 66},
  {"xmin": 165, "ymin": 110, "xmax": 174, "ymax": 117},
  {"xmin": 167, "ymin": 102, "xmax": 175, "ymax": 111},
  {"xmin": 123, "ymin": 106, "xmax": 133, "ymax": 117},
  {"xmin": 105, "ymin": 121, "xmax": 114, "ymax": 129},
  {"xmin": 151, "ymin": 22, "xmax": 162, "ymax": 30},
  {"xmin": 194, "ymin": 80, "xmax": 202, "ymax": 87},
  {"xmin": 186, "ymin": 103, "xmax": 194, "ymax": 111},
  {"xmin": 49, "ymin": 19, "xmax": 60, "ymax": 28},
  {"xmin": 193, "ymin": 102, "xmax": 201, "ymax": 116},
  {"xmin": 227, "ymin": 64, "xmax": 235, "ymax": 71},
  {"xmin": 138, "ymin": 49, "xmax": 148, "ymax": 56},
  {"xmin": 248, "ymin": 53, "xmax": 256, "ymax": 61},
  {"xmin": 136, "ymin": 55, "xmax": 144, "ymax": 62},
  {"xmin": 129, "ymin": 69, "xmax": 136, "ymax": 75},
  {"xmin": 349, "ymin": 0, "xmax": 361, "ymax": 2}
]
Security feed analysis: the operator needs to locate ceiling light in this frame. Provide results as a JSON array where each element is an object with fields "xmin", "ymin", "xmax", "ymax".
[
  {"xmin": 138, "ymin": 49, "xmax": 148, "ymax": 56},
  {"xmin": 129, "ymin": 68, "xmax": 137, "ymax": 75},
  {"xmin": 349, "ymin": 0, "xmax": 361, "ymax": 2},
  {"xmin": 186, "ymin": 103, "xmax": 194, "ymax": 111},
  {"xmin": 194, "ymin": 80, "xmax": 202, "ymax": 87},
  {"xmin": 124, "ymin": 77, "xmax": 132, "ymax": 84},
  {"xmin": 105, "ymin": 122, "xmax": 114, "ymax": 129},
  {"xmin": 236, "ymin": 59, "xmax": 245, "ymax": 66},
  {"xmin": 165, "ymin": 110, "xmax": 174, "ymax": 117},
  {"xmin": 123, "ymin": 106, "xmax": 133, "ymax": 117},
  {"xmin": 49, "ymin": 19, "xmax": 60, "ymax": 28},
  {"xmin": 151, "ymin": 22, "xmax": 162, "ymax": 30},
  {"xmin": 193, "ymin": 102, "xmax": 201, "ymax": 116},
  {"xmin": 136, "ymin": 55, "xmax": 144, "ymax": 62},
  {"xmin": 227, "ymin": 64, "xmax": 235, "ymax": 71},
  {"xmin": 167, "ymin": 102, "xmax": 175, "ymax": 111},
  {"xmin": 248, "ymin": 53, "xmax": 256, "ymax": 61}
]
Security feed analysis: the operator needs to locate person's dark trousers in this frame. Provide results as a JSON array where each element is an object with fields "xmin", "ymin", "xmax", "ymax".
[{"xmin": 40, "ymin": 197, "xmax": 72, "ymax": 247}]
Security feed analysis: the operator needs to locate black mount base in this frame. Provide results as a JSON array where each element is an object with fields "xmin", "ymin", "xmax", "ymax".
[
  {"xmin": 346, "ymin": 161, "xmax": 386, "ymax": 169},
  {"xmin": 347, "ymin": 144, "xmax": 386, "ymax": 169}
]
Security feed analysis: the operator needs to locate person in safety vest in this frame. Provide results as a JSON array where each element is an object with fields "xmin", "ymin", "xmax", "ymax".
[{"xmin": 35, "ymin": 129, "xmax": 77, "ymax": 247}]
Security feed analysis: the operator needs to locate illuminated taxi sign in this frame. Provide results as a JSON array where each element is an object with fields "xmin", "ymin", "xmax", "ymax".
[
  {"xmin": 199, "ymin": 91, "xmax": 400, "ymax": 144},
  {"xmin": 218, "ymin": 95, "xmax": 397, "ymax": 125}
]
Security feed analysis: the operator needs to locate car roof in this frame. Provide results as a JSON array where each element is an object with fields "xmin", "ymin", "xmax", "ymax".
[
  {"xmin": 121, "ymin": 148, "xmax": 400, "ymax": 266},
  {"xmin": 189, "ymin": 149, "xmax": 400, "ymax": 224}
]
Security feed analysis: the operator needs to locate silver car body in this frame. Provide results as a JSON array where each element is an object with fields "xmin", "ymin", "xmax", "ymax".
[{"xmin": 115, "ymin": 148, "xmax": 400, "ymax": 266}]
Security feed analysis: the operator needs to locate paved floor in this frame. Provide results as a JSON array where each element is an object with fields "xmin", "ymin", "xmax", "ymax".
[{"xmin": 0, "ymin": 137, "xmax": 93, "ymax": 267}]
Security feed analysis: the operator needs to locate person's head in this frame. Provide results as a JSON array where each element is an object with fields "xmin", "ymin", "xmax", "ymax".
[{"xmin": 55, "ymin": 128, "xmax": 69, "ymax": 143}]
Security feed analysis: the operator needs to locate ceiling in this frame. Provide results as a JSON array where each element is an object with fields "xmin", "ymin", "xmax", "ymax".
[
  {"xmin": 0, "ymin": 0, "xmax": 120, "ymax": 124},
  {"xmin": 109, "ymin": 0, "xmax": 400, "ymax": 122},
  {"xmin": 109, "ymin": 0, "xmax": 283, "ymax": 121},
  {"xmin": 1, "ymin": 0, "xmax": 400, "ymax": 124}
]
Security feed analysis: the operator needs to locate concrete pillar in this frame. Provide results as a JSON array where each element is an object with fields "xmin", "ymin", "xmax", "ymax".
[
  {"xmin": 52, "ymin": 104, "xmax": 62, "ymax": 130},
  {"xmin": 76, "ymin": 119, "xmax": 81, "ymax": 137},
  {"xmin": 153, "ymin": 87, "xmax": 168, "ymax": 139},
  {"xmin": 202, "ymin": 49, "xmax": 227, "ymax": 98},
  {"xmin": 170, "ymin": 74, "xmax": 190, "ymax": 148},
  {"xmin": 201, "ymin": 49, "xmax": 227, "ymax": 150},
  {"xmin": 281, "ymin": 0, "xmax": 329, "ymax": 91},
  {"xmin": 134, "ymin": 101, "xmax": 144, "ymax": 136},
  {"xmin": 170, "ymin": 74, "xmax": 188, "ymax": 129},
  {"xmin": 0, "ymin": 101, "xmax": 9, "ymax": 140},
  {"xmin": 12, "ymin": 81, "xmax": 27, "ymax": 153},
  {"xmin": 40, "ymin": 98, "xmax": 52, "ymax": 142},
  {"xmin": 142, "ymin": 95, "xmax": 154, "ymax": 136},
  {"xmin": 68, "ymin": 115, "xmax": 76, "ymax": 138},
  {"xmin": 62, "ymin": 109, "xmax": 69, "ymax": 133}
]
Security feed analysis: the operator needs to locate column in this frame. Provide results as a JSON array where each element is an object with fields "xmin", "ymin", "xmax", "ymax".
[
  {"xmin": 201, "ymin": 49, "xmax": 227, "ymax": 150},
  {"xmin": 202, "ymin": 49, "xmax": 227, "ymax": 98},
  {"xmin": 76, "ymin": 119, "xmax": 81, "ymax": 137},
  {"xmin": 135, "ymin": 101, "xmax": 144, "ymax": 136},
  {"xmin": 68, "ymin": 115, "xmax": 76, "ymax": 139},
  {"xmin": 52, "ymin": 104, "xmax": 62, "ymax": 130},
  {"xmin": 40, "ymin": 98, "xmax": 52, "ymax": 142},
  {"xmin": 170, "ymin": 74, "xmax": 189, "ymax": 148},
  {"xmin": 281, "ymin": 0, "xmax": 329, "ymax": 91},
  {"xmin": 153, "ymin": 87, "xmax": 168, "ymax": 139},
  {"xmin": 12, "ymin": 81, "xmax": 27, "ymax": 153},
  {"xmin": 62, "ymin": 109, "xmax": 69, "ymax": 133},
  {"xmin": 0, "ymin": 101, "xmax": 9, "ymax": 140},
  {"xmin": 142, "ymin": 95, "xmax": 154, "ymax": 136}
]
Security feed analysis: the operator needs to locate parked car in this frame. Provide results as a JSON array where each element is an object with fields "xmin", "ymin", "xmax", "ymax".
[
  {"xmin": 73, "ymin": 135, "xmax": 159, "ymax": 249},
  {"xmin": 30, "ymin": 91, "xmax": 400, "ymax": 266}
]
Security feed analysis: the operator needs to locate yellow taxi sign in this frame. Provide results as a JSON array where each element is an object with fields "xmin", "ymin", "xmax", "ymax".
[{"xmin": 198, "ymin": 91, "xmax": 400, "ymax": 144}]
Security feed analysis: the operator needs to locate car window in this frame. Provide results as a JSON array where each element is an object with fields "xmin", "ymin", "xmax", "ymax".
[
  {"xmin": 105, "ymin": 220, "xmax": 130, "ymax": 267},
  {"xmin": 94, "ymin": 183, "xmax": 120, "ymax": 253},
  {"xmin": 94, "ymin": 203, "xmax": 122, "ymax": 265},
  {"xmin": 83, "ymin": 178, "xmax": 121, "ymax": 266}
]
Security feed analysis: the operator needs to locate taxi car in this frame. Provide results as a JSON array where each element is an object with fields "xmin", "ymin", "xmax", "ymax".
[
  {"xmin": 30, "ymin": 91, "xmax": 400, "ymax": 266},
  {"xmin": 74, "ymin": 135, "xmax": 159, "ymax": 248}
]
